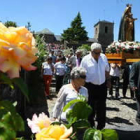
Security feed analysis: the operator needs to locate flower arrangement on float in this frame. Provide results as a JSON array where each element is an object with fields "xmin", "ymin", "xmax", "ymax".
[
  {"xmin": 106, "ymin": 41, "xmax": 140, "ymax": 54},
  {"xmin": 27, "ymin": 96, "xmax": 119, "ymax": 140}
]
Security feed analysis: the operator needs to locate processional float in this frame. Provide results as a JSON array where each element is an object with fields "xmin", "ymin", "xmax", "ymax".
[{"xmin": 105, "ymin": 4, "xmax": 140, "ymax": 65}]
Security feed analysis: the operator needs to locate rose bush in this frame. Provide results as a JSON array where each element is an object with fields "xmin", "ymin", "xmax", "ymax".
[
  {"xmin": 28, "ymin": 97, "xmax": 119, "ymax": 140},
  {"xmin": 0, "ymin": 22, "xmax": 38, "ymax": 78},
  {"xmin": 0, "ymin": 22, "xmax": 39, "ymax": 140}
]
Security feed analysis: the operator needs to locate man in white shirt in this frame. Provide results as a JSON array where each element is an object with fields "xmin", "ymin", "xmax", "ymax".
[{"xmin": 80, "ymin": 43, "xmax": 110, "ymax": 130}]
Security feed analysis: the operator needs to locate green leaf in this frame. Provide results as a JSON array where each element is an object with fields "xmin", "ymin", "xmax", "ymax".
[
  {"xmin": 63, "ymin": 99, "xmax": 82, "ymax": 112},
  {"xmin": 13, "ymin": 113, "xmax": 25, "ymax": 131},
  {"xmin": 0, "ymin": 113, "xmax": 16, "ymax": 140},
  {"xmin": 1, "ymin": 113, "xmax": 15, "ymax": 128},
  {"xmin": 93, "ymin": 130, "xmax": 102, "ymax": 140},
  {"xmin": 66, "ymin": 101, "xmax": 92, "ymax": 124},
  {"xmin": 0, "ymin": 109, "xmax": 8, "ymax": 119},
  {"xmin": 0, "ymin": 101, "xmax": 24, "ymax": 131},
  {"xmin": 0, "ymin": 101, "xmax": 16, "ymax": 114},
  {"xmin": 0, "ymin": 72, "xmax": 13, "ymax": 88},
  {"xmin": 51, "ymin": 121, "xmax": 62, "ymax": 125},
  {"xmin": 0, "ymin": 127, "xmax": 16, "ymax": 140},
  {"xmin": 83, "ymin": 128, "xmax": 96, "ymax": 140},
  {"xmin": 12, "ymin": 78, "xmax": 29, "ymax": 101},
  {"xmin": 83, "ymin": 129, "xmax": 102, "ymax": 140},
  {"xmin": 16, "ymin": 137, "xmax": 27, "ymax": 140},
  {"xmin": 66, "ymin": 110, "xmax": 77, "ymax": 125},
  {"xmin": 72, "ymin": 119, "xmax": 90, "ymax": 132},
  {"xmin": 13, "ymin": 101, "xmax": 17, "ymax": 107},
  {"xmin": 78, "ymin": 95, "xmax": 87, "ymax": 102},
  {"xmin": 0, "ymin": 73, "xmax": 29, "ymax": 101},
  {"xmin": 101, "ymin": 129, "xmax": 119, "ymax": 140}
]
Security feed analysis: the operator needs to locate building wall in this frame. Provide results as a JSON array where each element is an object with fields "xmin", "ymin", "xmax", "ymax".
[
  {"xmin": 94, "ymin": 21, "xmax": 114, "ymax": 52},
  {"xmin": 38, "ymin": 34, "xmax": 55, "ymax": 43}
]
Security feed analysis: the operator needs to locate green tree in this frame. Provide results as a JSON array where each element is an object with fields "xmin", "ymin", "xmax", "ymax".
[
  {"xmin": 62, "ymin": 12, "xmax": 88, "ymax": 43},
  {"xmin": 4, "ymin": 21, "xmax": 17, "ymax": 27},
  {"xmin": 78, "ymin": 44, "xmax": 91, "ymax": 51},
  {"xmin": 25, "ymin": 22, "xmax": 31, "ymax": 31},
  {"xmin": 78, "ymin": 44, "xmax": 91, "ymax": 56},
  {"xmin": 34, "ymin": 35, "xmax": 48, "ymax": 69}
]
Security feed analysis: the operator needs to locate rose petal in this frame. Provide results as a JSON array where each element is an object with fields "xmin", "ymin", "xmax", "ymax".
[{"xmin": 60, "ymin": 126, "xmax": 73, "ymax": 139}]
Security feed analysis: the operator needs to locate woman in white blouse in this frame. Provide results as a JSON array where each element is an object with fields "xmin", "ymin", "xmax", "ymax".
[
  {"xmin": 42, "ymin": 57, "xmax": 54, "ymax": 97},
  {"xmin": 52, "ymin": 67, "xmax": 88, "ymax": 122}
]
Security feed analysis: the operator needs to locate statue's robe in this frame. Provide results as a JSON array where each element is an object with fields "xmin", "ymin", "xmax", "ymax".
[{"xmin": 118, "ymin": 13, "xmax": 135, "ymax": 41}]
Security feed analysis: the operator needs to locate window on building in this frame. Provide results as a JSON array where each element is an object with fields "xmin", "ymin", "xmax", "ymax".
[{"xmin": 105, "ymin": 26, "xmax": 108, "ymax": 33}]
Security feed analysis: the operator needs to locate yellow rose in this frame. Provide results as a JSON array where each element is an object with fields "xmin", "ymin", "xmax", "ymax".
[
  {"xmin": 0, "ymin": 22, "xmax": 38, "ymax": 78},
  {"xmin": 36, "ymin": 124, "xmax": 73, "ymax": 140}
]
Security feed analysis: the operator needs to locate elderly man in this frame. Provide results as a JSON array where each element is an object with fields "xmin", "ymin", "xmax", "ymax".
[
  {"xmin": 80, "ymin": 43, "xmax": 110, "ymax": 130},
  {"xmin": 75, "ymin": 49, "xmax": 82, "ymax": 67},
  {"xmin": 68, "ymin": 49, "xmax": 82, "ymax": 69}
]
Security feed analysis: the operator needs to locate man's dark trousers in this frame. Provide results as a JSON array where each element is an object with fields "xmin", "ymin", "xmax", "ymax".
[
  {"xmin": 55, "ymin": 75, "xmax": 64, "ymax": 92},
  {"xmin": 136, "ymin": 93, "xmax": 140, "ymax": 124},
  {"xmin": 85, "ymin": 82, "xmax": 107, "ymax": 130}
]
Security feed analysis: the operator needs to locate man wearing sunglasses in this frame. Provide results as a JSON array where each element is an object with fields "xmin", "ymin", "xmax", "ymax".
[{"xmin": 80, "ymin": 42, "xmax": 110, "ymax": 130}]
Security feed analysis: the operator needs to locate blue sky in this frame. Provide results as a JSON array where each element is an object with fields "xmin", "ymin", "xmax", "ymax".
[{"xmin": 1, "ymin": 0, "xmax": 140, "ymax": 41}]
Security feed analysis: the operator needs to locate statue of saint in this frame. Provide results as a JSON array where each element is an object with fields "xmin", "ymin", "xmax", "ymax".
[{"xmin": 118, "ymin": 4, "xmax": 137, "ymax": 41}]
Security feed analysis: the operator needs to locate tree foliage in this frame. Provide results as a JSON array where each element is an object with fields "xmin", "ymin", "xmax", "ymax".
[
  {"xmin": 78, "ymin": 44, "xmax": 91, "ymax": 56},
  {"xmin": 25, "ymin": 22, "xmax": 31, "ymax": 31},
  {"xmin": 4, "ymin": 21, "xmax": 17, "ymax": 27},
  {"xmin": 62, "ymin": 12, "xmax": 88, "ymax": 43},
  {"xmin": 34, "ymin": 35, "xmax": 48, "ymax": 69}
]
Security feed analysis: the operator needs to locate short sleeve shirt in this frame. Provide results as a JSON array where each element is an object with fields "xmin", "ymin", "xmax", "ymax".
[
  {"xmin": 80, "ymin": 53, "xmax": 109, "ymax": 85},
  {"xmin": 42, "ymin": 62, "xmax": 53, "ymax": 75},
  {"xmin": 54, "ymin": 62, "xmax": 67, "ymax": 76}
]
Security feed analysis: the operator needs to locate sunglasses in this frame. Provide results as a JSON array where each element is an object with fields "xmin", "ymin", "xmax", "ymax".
[
  {"xmin": 92, "ymin": 51, "xmax": 101, "ymax": 55},
  {"xmin": 80, "ymin": 75, "xmax": 86, "ymax": 79}
]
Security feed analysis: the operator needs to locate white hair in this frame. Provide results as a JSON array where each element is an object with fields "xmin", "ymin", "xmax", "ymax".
[
  {"xmin": 76, "ymin": 49, "xmax": 82, "ymax": 54},
  {"xmin": 91, "ymin": 43, "xmax": 102, "ymax": 51},
  {"xmin": 70, "ymin": 67, "xmax": 86, "ymax": 80}
]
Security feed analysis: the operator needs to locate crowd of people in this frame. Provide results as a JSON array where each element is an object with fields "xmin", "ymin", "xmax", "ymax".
[{"xmin": 41, "ymin": 42, "xmax": 140, "ymax": 129}]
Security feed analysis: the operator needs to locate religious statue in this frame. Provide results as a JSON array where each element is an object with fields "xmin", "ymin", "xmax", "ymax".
[{"xmin": 118, "ymin": 4, "xmax": 137, "ymax": 41}]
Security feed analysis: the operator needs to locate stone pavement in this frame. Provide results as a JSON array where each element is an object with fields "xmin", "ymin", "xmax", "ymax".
[{"xmin": 47, "ymin": 86, "xmax": 140, "ymax": 140}]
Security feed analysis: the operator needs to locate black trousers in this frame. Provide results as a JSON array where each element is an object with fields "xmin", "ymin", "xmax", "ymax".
[
  {"xmin": 85, "ymin": 82, "xmax": 107, "ymax": 130},
  {"xmin": 123, "ymin": 78, "xmax": 134, "ymax": 98},
  {"xmin": 109, "ymin": 76, "xmax": 119, "ymax": 96},
  {"xmin": 55, "ymin": 75, "xmax": 64, "ymax": 92},
  {"xmin": 136, "ymin": 93, "xmax": 140, "ymax": 119}
]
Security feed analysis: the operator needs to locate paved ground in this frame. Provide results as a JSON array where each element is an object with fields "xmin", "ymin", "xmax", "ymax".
[
  {"xmin": 48, "ymin": 87, "xmax": 138, "ymax": 126},
  {"xmin": 47, "ymin": 86, "xmax": 140, "ymax": 140}
]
